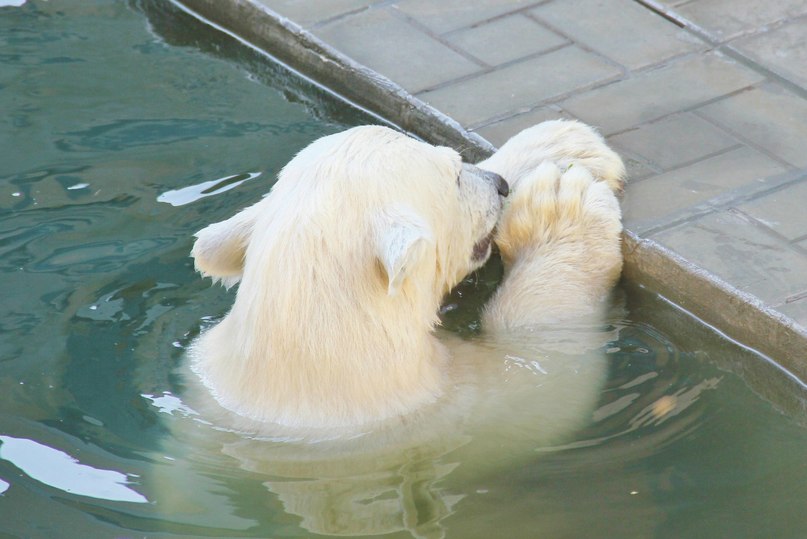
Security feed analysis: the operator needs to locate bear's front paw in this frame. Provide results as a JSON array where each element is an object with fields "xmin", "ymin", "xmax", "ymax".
[{"xmin": 495, "ymin": 161, "xmax": 622, "ymax": 262}]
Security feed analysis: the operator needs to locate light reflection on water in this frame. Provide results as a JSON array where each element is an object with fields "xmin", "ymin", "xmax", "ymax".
[
  {"xmin": 157, "ymin": 171, "xmax": 262, "ymax": 206},
  {"xmin": 0, "ymin": 435, "xmax": 148, "ymax": 503},
  {"xmin": 1, "ymin": 1, "xmax": 807, "ymax": 538}
]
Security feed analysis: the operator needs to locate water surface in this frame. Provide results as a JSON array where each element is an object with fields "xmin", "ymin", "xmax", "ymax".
[{"xmin": 1, "ymin": 2, "xmax": 807, "ymax": 538}]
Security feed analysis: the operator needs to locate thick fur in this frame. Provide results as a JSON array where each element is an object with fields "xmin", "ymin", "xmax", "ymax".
[
  {"xmin": 479, "ymin": 119, "xmax": 625, "ymax": 193},
  {"xmin": 480, "ymin": 120, "xmax": 626, "ymax": 330},
  {"xmin": 153, "ymin": 121, "xmax": 627, "ymax": 536},
  {"xmin": 190, "ymin": 126, "xmax": 506, "ymax": 428}
]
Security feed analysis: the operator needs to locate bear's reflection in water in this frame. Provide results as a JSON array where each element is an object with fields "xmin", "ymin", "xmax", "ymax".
[{"xmin": 154, "ymin": 312, "xmax": 617, "ymax": 538}]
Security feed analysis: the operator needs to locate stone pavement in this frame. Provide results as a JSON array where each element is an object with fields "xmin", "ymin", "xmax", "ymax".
[{"xmin": 177, "ymin": 0, "xmax": 807, "ymax": 370}]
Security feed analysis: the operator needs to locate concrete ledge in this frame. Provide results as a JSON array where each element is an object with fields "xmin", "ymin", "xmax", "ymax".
[
  {"xmin": 623, "ymin": 231, "xmax": 807, "ymax": 381},
  {"xmin": 172, "ymin": 0, "xmax": 806, "ymax": 381}
]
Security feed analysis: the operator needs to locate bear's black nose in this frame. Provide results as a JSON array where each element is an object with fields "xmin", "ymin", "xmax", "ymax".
[{"xmin": 487, "ymin": 172, "xmax": 509, "ymax": 197}]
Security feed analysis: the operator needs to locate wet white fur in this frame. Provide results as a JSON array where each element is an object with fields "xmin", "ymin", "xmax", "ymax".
[
  {"xmin": 480, "ymin": 119, "xmax": 625, "ymax": 194},
  {"xmin": 191, "ymin": 126, "xmax": 504, "ymax": 428},
  {"xmin": 155, "ymin": 121, "xmax": 628, "ymax": 535},
  {"xmin": 189, "ymin": 121, "xmax": 624, "ymax": 432},
  {"xmin": 480, "ymin": 120, "xmax": 626, "ymax": 329}
]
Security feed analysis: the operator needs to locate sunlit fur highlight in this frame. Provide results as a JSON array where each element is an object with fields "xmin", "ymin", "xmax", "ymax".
[
  {"xmin": 480, "ymin": 120, "xmax": 626, "ymax": 329},
  {"xmin": 191, "ymin": 126, "xmax": 503, "ymax": 428},
  {"xmin": 480, "ymin": 119, "xmax": 625, "ymax": 194}
]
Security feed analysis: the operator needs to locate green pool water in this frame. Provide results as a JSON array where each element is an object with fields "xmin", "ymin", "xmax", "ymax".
[{"xmin": 2, "ymin": 2, "xmax": 807, "ymax": 538}]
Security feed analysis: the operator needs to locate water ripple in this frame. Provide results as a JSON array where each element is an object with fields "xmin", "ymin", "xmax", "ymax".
[
  {"xmin": 32, "ymin": 237, "xmax": 175, "ymax": 275},
  {"xmin": 54, "ymin": 118, "xmax": 320, "ymax": 152}
]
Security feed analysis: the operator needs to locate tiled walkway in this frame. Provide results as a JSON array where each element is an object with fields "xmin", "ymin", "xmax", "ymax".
[{"xmin": 183, "ymin": 0, "xmax": 807, "ymax": 364}]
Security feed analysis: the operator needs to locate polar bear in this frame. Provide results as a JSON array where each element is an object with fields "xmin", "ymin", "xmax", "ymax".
[
  {"xmin": 151, "ymin": 120, "xmax": 627, "ymax": 537},
  {"xmin": 190, "ymin": 125, "xmax": 509, "ymax": 429},
  {"xmin": 187, "ymin": 121, "xmax": 624, "ymax": 433}
]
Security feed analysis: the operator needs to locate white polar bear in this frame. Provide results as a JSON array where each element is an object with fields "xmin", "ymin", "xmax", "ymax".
[
  {"xmin": 187, "ymin": 121, "xmax": 624, "ymax": 434},
  {"xmin": 190, "ymin": 125, "xmax": 509, "ymax": 429},
  {"xmin": 151, "ymin": 120, "xmax": 627, "ymax": 537}
]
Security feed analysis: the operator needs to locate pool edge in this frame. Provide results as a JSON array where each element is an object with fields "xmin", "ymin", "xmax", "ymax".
[
  {"xmin": 622, "ymin": 231, "xmax": 807, "ymax": 382},
  {"xmin": 167, "ymin": 0, "xmax": 495, "ymax": 162}
]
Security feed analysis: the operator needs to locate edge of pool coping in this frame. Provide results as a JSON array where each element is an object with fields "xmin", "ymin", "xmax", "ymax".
[
  {"xmin": 170, "ymin": 0, "xmax": 807, "ymax": 383},
  {"xmin": 168, "ymin": 0, "xmax": 496, "ymax": 163}
]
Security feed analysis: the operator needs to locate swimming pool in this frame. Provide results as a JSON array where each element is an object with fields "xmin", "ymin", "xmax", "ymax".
[{"xmin": 1, "ymin": 2, "xmax": 806, "ymax": 538}]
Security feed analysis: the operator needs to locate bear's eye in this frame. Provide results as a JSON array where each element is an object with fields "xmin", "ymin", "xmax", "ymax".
[{"xmin": 456, "ymin": 173, "xmax": 461, "ymax": 187}]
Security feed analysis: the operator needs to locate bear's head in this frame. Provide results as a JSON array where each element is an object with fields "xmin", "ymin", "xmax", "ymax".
[
  {"xmin": 188, "ymin": 126, "xmax": 508, "ymax": 427},
  {"xmin": 192, "ymin": 126, "xmax": 508, "ymax": 302}
]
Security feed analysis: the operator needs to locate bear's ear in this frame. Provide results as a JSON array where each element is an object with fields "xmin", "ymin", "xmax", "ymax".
[
  {"xmin": 374, "ymin": 206, "xmax": 433, "ymax": 296},
  {"xmin": 191, "ymin": 201, "xmax": 262, "ymax": 287}
]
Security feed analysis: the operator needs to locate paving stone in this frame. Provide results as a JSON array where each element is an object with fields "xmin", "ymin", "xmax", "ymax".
[
  {"xmin": 561, "ymin": 52, "xmax": 763, "ymax": 134},
  {"xmin": 732, "ymin": 18, "xmax": 807, "ymax": 90},
  {"xmin": 698, "ymin": 84, "xmax": 807, "ymax": 168},
  {"xmin": 472, "ymin": 106, "xmax": 573, "ymax": 147},
  {"xmin": 651, "ymin": 209, "xmax": 807, "ymax": 306},
  {"xmin": 394, "ymin": 0, "xmax": 531, "ymax": 34},
  {"xmin": 621, "ymin": 147, "xmax": 789, "ymax": 232},
  {"xmin": 314, "ymin": 7, "xmax": 482, "ymax": 93},
  {"xmin": 738, "ymin": 179, "xmax": 807, "ymax": 242},
  {"xmin": 674, "ymin": 0, "xmax": 807, "ymax": 42},
  {"xmin": 608, "ymin": 112, "xmax": 738, "ymax": 170},
  {"xmin": 531, "ymin": 0, "xmax": 703, "ymax": 70},
  {"xmin": 418, "ymin": 46, "xmax": 620, "ymax": 127},
  {"xmin": 444, "ymin": 14, "xmax": 567, "ymax": 67},
  {"xmin": 259, "ymin": 0, "xmax": 372, "ymax": 26}
]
